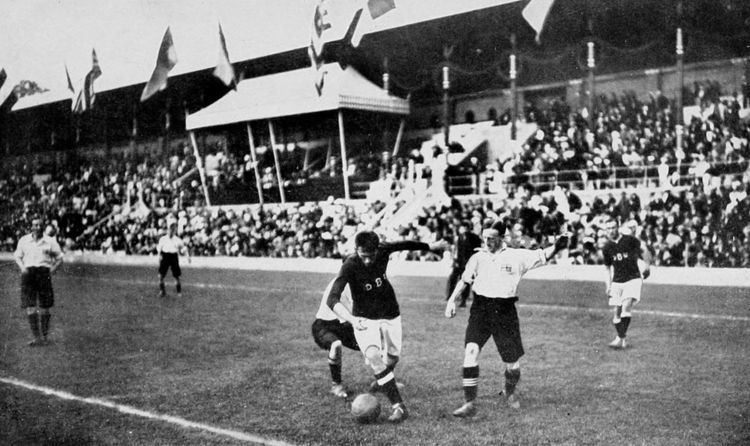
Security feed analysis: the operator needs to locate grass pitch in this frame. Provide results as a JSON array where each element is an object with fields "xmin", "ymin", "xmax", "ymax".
[{"xmin": 1, "ymin": 262, "xmax": 748, "ymax": 445}]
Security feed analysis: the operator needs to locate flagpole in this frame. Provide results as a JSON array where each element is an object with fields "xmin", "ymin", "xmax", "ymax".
[
  {"xmin": 337, "ymin": 110, "xmax": 351, "ymax": 201},
  {"xmin": 267, "ymin": 120, "xmax": 286, "ymax": 203},
  {"xmin": 189, "ymin": 131, "xmax": 212, "ymax": 207},
  {"xmin": 245, "ymin": 123, "xmax": 264, "ymax": 205},
  {"xmin": 510, "ymin": 33, "xmax": 518, "ymax": 141}
]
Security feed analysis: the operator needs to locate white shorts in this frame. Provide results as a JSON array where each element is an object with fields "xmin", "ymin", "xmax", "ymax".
[
  {"xmin": 608, "ymin": 278, "xmax": 642, "ymax": 307},
  {"xmin": 353, "ymin": 316, "xmax": 402, "ymax": 360}
]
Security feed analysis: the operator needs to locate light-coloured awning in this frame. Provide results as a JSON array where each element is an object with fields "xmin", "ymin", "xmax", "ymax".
[{"xmin": 186, "ymin": 63, "xmax": 409, "ymax": 130}]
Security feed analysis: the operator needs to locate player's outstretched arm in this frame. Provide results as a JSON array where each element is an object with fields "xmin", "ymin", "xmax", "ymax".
[{"xmin": 543, "ymin": 234, "xmax": 569, "ymax": 261}]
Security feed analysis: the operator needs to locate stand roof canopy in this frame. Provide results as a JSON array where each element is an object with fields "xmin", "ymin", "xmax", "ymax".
[{"xmin": 186, "ymin": 63, "xmax": 410, "ymax": 130}]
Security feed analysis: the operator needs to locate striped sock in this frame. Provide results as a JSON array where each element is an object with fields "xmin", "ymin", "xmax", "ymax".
[
  {"xmin": 462, "ymin": 366, "xmax": 479, "ymax": 402},
  {"xmin": 375, "ymin": 369, "xmax": 402, "ymax": 405}
]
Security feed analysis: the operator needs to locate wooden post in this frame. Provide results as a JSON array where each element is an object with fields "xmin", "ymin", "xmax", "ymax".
[
  {"xmin": 337, "ymin": 110, "xmax": 351, "ymax": 201},
  {"xmin": 268, "ymin": 120, "xmax": 286, "ymax": 203},
  {"xmin": 391, "ymin": 93, "xmax": 410, "ymax": 158},
  {"xmin": 245, "ymin": 123, "xmax": 264, "ymax": 205},
  {"xmin": 189, "ymin": 131, "xmax": 212, "ymax": 207}
]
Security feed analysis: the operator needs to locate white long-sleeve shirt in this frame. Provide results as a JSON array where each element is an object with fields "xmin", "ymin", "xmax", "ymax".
[{"xmin": 461, "ymin": 247, "xmax": 547, "ymax": 298}]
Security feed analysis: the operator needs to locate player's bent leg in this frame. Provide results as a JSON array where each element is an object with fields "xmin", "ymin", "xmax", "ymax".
[
  {"xmin": 327, "ymin": 340, "xmax": 347, "ymax": 397},
  {"xmin": 365, "ymin": 345, "xmax": 406, "ymax": 421}
]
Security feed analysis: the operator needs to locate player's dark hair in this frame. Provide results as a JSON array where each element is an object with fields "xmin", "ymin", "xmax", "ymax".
[
  {"xmin": 354, "ymin": 231, "xmax": 379, "ymax": 253},
  {"xmin": 484, "ymin": 219, "xmax": 506, "ymax": 236}
]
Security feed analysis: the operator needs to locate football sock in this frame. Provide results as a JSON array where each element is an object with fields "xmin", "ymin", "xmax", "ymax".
[
  {"xmin": 375, "ymin": 369, "xmax": 403, "ymax": 405},
  {"xmin": 504, "ymin": 368, "xmax": 521, "ymax": 396},
  {"xmin": 328, "ymin": 358, "xmax": 342, "ymax": 384},
  {"xmin": 615, "ymin": 321, "xmax": 626, "ymax": 338},
  {"xmin": 159, "ymin": 282, "xmax": 166, "ymax": 294},
  {"xmin": 176, "ymin": 282, "xmax": 181, "ymax": 293},
  {"xmin": 40, "ymin": 313, "xmax": 51, "ymax": 338},
  {"xmin": 27, "ymin": 313, "xmax": 40, "ymax": 339},
  {"xmin": 462, "ymin": 366, "xmax": 479, "ymax": 402},
  {"xmin": 620, "ymin": 317, "xmax": 631, "ymax": 337}
]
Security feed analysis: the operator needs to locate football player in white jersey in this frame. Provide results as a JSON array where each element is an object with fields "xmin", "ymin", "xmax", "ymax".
[{"xmin": 446, "ymin": 220, "xmax": 568, "ymax": 417}]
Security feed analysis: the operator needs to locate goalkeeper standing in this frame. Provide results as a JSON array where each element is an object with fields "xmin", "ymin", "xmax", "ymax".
[{"xmin": 445, "ymin": 220, "xmax": 569, "ymax": 417}]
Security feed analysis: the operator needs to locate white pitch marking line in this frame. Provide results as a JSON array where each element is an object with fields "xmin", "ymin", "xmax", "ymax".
[
  {"xmin": 72, "ymin": 277, "xmax": 750, "ymax": 322},
  {"xmin": 0, "ymin": 376, "xmax": 295, "ymax": 446},
  {"xmin": 515, "ymin": 303, "xmax": 750, "ymax": 322}
]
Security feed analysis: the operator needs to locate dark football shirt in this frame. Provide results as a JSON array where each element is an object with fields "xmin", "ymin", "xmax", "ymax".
[
  {"xmin": 328, "ymin": 241, "xmax": 429, "ymax": 319},
  {"xmin": 602, "ymin": 234, "xmax": 642, "ymax": 283}
]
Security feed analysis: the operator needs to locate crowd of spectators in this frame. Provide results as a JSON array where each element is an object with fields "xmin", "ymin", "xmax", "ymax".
[
  {"xmin": 501, "ymin": 84, "xmax": 749, "ymax": 191},
  {"xmin": 2, "ymin": 82, "xmax": 749, "ymax": 269}
]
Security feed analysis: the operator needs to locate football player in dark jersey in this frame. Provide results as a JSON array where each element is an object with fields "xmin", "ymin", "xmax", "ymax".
[
  {"xmin": 327, "ymin": 230, "xmax": 447, "ymax": 423},
  {"xmin": 601, "ymin": 219, "xmax": 652, "ymax": 349}
]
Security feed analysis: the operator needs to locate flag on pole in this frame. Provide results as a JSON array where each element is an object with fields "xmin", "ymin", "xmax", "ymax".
[
  {"xmin": 0, "ymin": 68, "xmax": 10, "ymax": 106},
  {"xmin": 65, "ymin": 65, "xmax": 75, "ymax": 94},
  {"xmin": 141, "ymin": 27, "xmax": 178, "ymax": 102},
  {"xmin": 0, "ymin": 68, "xmax": 18, "ymax": 111},
  {"xmin": 213, "ymin": 23, "xmax": 236, "ymax": 89},
  {"xmin": 348, "ymin": 0, "xmax": 396, "ymax": 47},
  {"xmin": 68, "ymin": 49, "xmax": 102, "ymax": 113},
  {"xmin": 367, "ymin": 0, "xmax": 396, "ymax": 19},
  {"xmin": 522, "ymin": 0, "xmax": 555, "ymax": 43},
  {"xmin": 308, "ymin": 0, "xmax": 332, "ymax": 95}
]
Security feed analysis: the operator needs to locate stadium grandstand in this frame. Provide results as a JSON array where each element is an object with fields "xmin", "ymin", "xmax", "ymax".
[{"xmin": 1, "ymin": 0, "xmax": 749, "ymax": 268}]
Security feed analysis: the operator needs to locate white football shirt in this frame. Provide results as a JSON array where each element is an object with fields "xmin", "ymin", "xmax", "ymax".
[{"xmin": 461, "ymin": 247, "xmax": 547, "ymax": 298}]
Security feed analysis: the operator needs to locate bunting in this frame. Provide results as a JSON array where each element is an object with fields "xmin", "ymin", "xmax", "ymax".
[
  {"xmin": 522, "ymin": 0, "xmax": 555, "ymax": 43},
  {"xmin": 141, "ymin": 27, "xmax": 178, "ymax": 102},
  {"xmin": 213, "ymin": 23, "xmax": 237, "ymax": 89}
]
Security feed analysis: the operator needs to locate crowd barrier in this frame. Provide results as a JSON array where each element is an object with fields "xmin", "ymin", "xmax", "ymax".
[{"xmin": 2, "ymin": 252, "xmax": 748, "ymax": 288}]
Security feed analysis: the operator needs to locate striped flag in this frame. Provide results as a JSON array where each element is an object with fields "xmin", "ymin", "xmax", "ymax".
[
  {"xmin": 213, "ymin": 23, "xmax": 236, "ymax": 89},
  {"xmin": 68, "ymin": 49, "xmax": 102, "ymax": 113},
  {"xmin": 522, "ymin": 0, "xmax": 555, "ymax": 43},
  {"xmin": 141, "ymin": 27, "xmax": 178, "ymax": 102}
]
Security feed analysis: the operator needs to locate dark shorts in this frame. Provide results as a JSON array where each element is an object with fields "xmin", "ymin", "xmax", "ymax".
[
  {"xmin": 158, "ymin": 253, "xmax": 181, "ymax": 277},
  {"xmin": 20, "ymin": 267, "xmax": 54, "ymax": 309},
  {"xmin": 312, "ymin": 318, "xmax": 359, "ymax": 351},
  {"xmin": 465, "ymin": 294, "xmax": 524, "ymax": 363}
]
